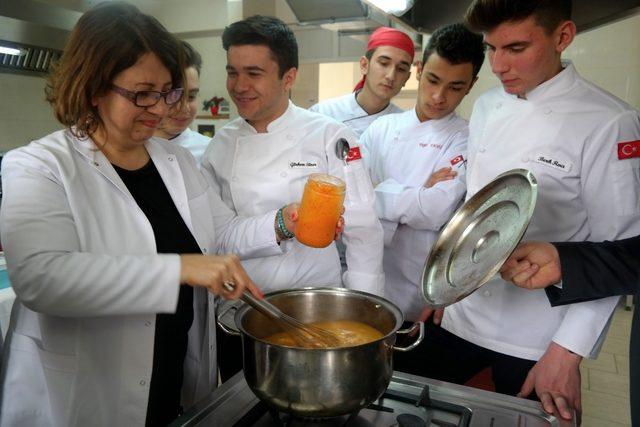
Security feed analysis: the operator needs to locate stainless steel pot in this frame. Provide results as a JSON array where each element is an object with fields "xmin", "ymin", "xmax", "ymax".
[{"xmin": 217, "ymin": 287, "xmax": 423, "ymax": 418}]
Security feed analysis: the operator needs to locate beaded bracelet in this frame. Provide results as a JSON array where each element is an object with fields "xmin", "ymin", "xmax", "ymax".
[{"xmin": 277, "ymin": 207, "xmax": 295, "ymax": 240}]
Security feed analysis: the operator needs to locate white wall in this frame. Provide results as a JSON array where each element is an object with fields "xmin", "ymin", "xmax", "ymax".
[{"xmin": 0, "ymin": 73, "xmax": 61, "ymax": 152}]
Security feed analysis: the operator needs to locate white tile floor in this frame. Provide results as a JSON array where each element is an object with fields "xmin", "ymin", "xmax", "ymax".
[{"xmin": 581, "ymin": 304, "xmax": 633, "ymax": 426}]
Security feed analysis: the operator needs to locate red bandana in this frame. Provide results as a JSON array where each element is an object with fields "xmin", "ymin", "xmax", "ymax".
[{"xmin": 354, "ymin": 27, "xmax": 415, "ymax": 92}]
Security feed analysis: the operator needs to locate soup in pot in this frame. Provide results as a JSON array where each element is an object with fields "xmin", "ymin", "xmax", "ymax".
[{"xmin": 264, "ymin": 320, "xmax": 384, "ymax": 348}]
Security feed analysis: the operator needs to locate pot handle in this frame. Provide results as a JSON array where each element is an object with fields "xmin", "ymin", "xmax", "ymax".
[
  {"xmin": 216, "ymin": 302, "xmax": 241, "ymax": 336},
  {"xmin": 392, "ymin": 322, "xmax": 424, "ymax": 352}
]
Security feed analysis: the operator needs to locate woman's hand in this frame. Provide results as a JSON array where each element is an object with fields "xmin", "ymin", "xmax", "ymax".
[{"xmin": 179, "ymin": 254, "xmax": 262, "ymax": 300}]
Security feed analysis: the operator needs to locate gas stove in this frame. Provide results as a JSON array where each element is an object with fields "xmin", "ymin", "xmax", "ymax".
[{"xmin": 169, "ymin": 371, "xmax": 575, "ymax": 427}]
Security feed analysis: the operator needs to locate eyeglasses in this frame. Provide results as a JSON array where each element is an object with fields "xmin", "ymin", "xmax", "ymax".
[{"xmin": 111, "ymin": 85, "xmax": 184, "ymax": 107}]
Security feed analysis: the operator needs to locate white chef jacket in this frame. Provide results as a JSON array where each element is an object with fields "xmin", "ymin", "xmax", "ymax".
[
  {"xmin": 444, "ymin": 62, "xmax": 640, "ymax": 360},
  {"xmin": 171, "ymin": 128, "xmax": 211, "ymax": 164},
  {"xmin": 0, "ymin": 130, "xmax": 281, "ymax": 427},
  {"xmin": 360, "ymin": 109, "xmax": 468, "ymax": 321},
  {"xmin": 310, "ymin": 93, "xmax": 404, "ymax": 137},
  {"xmin": 202, "ymin": 101, "xmax": 385, "ymax": 295}
]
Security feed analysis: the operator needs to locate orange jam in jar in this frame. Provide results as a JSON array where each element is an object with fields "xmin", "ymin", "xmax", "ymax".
[{"xmin": 296, "ymin": 173, "xmax": 346, "ymax": 248}]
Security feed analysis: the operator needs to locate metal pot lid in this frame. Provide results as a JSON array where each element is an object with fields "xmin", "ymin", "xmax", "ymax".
[{"xmin": 421, "ymin": 169, "xmax": 538, "ymax": 307}]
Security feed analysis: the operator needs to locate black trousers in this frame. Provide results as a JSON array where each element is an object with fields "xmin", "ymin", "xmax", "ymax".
[
  {"xmin": 393, "ymin": 321, "xmax": 537, "ymax": 397},
  {"xmin": 216, "ymin": 322, "xmax": 243, "ymax": 383}
]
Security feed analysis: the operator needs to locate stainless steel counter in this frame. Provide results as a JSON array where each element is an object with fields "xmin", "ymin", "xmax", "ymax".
[{"xmin": 170, "ymin": 371, "xmax": 576, "ymax": 427}]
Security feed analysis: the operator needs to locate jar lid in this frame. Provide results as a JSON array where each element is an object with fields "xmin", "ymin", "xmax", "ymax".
[{"xmin": 421, "ymin": 169, "xmax": 538, "ymax": 307}]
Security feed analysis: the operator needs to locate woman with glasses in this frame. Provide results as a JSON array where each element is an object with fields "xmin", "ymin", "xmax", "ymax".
[{"xmin": 0, "ymin": 3, "xmax": 285, "ymax": 426}]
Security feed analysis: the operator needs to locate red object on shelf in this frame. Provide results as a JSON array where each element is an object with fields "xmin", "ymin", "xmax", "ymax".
[{"xmin": 210, "ymin": 106, "xmax": 219, "ymax": 116}]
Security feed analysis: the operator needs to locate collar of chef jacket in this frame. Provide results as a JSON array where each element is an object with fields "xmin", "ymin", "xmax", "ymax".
[
  {"xmin": 348, "ymin": 92, "xmax": 403, "ymax": 120},
  {"xmin": 407, "ymin": 107, "xmax": 460, "ymax": 132},
  {"xmin": 502, "ymin": 60, "xmax": 578, "ymax": 103},
  {"xmin": 238, "ymin": 100, "xmax": 297, "ymax": 134},
  {"xmin": 347, "ymin": 92, "xmax": 369, "ymax": 119}
]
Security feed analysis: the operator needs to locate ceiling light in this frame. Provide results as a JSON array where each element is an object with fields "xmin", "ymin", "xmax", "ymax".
[
  {"xmin": 0, "ymin": 46, "xmax": 26, "ymax": 56},
  {"xmin": 364, "ymin": 0, "xmax": 414, "ymax": 16}
]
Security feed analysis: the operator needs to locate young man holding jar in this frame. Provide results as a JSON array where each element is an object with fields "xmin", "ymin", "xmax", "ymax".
[{"xmin": 201, "ymin": 15, "xmax": 384, "ymax": 381}]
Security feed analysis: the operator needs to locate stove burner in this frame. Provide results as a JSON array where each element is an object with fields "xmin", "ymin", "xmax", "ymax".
[
  {"xmin": 232, "ymin": 383, "xmax": 471, "ymax": 427},
  {"xmin": 267, "ymin": 408, "xmax": 362, "ymax": 426},
  {"xmin": 396, "ymin": 413, "xmax": 426, "ymax": 427}
]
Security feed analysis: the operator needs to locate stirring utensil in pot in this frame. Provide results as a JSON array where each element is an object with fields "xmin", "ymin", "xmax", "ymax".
[
  {"xmin": 335, "ymin": 138, "xmax": 350, "ymax": 166},
  {"xmin": 222, "ymin": 281, "xmax": 341, "ymax": 348}
]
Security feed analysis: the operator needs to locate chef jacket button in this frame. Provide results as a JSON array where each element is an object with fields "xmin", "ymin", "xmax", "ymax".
[
  {"xmin": 478, "ymin": 147, "xmax": 486, "ymax": 153},
  {"xmin": 168, "ymin": 156, "xmax": 174, "ymax": 161},
  {"xmin": 280, "ymin": 172, "xmax": 287, "ymax": 177},
  {"xmin": 144, "ymin": 321, "xmax": 151, "ymax": 327},
  {"xmin": 232, "ymin": 177, "xmax": 238, "ymax": 182},
  {"xmin": 139, "ymin": 380, "xmax": 146, "ymax": 386},
  {"xmin": 496, "ymin": 102, "xmax": 502, "ymax": 109},
  {"xmin": 202, "ymin": 248, "xmax": 207, "ymax": 253},
  {"xmin": 93, "ymin": 161, "xmax": 99, "ymax": 166},
  {"xmin": 286, "ymin": 134, "xmax": 294, "ymax": 141},
  {"xmin": 544, "ymin": 109, "xmax": 552, "ymax": 115},
  {"xmin": 483, "ymin": 290, "xmax": 491, "ymax": 297}
]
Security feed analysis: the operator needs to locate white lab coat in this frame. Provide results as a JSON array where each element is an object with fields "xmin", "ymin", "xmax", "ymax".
[
  {"xmin": 0, "ymin": 130, "xmax": 281, "ymax": 427},
  {"xmin": 202, "ymin": 102, "xmax": 385, "ymax": 295},
  {"xmin": 171, "ymin": 128, "xmax": 211, "ymax": 164},
  {"xmin": 360, "ymin": 110, "xmax": 468, "ymax": 321},
  {"xmin": 310, "ymin": 93, "xmax": 404, "ymax": 137},
  {"xmin": 444, "ymin": 62, "xmax": 640, "ymax": 360}
]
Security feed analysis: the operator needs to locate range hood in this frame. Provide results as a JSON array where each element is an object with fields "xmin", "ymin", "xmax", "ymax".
[{"xmin": 284, "ymin": 0, "xmax": 395, "ymax": 32}]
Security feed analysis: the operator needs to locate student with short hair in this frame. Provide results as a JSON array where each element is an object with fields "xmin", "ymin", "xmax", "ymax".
[
  {"xmin": 360, "ymin": 21, "xmax": 484, "ymax": 336},
  {"xmin": 408, "ymin": 0, "xmax": 640, "ymax": 422},
  {"xmin": 155, "ymin": 41, "xmax": 211, "ymax": 163}
]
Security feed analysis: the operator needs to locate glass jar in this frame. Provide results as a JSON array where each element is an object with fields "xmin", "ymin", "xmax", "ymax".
[{"xmin": 296, "ymin": 173, "xmax": 346, "ymax": 248}]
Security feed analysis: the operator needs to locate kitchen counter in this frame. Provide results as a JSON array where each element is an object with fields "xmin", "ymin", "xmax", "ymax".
[{"xmin": 169, "ymin": 370, "xmax": 575, "ymax": 427}]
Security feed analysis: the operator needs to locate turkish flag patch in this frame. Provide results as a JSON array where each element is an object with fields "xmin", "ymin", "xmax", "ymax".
[
  {"xmin": 618, "ymin": 140, "xmax": 640, "ymax": 160},
  {"xmin": 346, "ymin": 146, "xmax": 362, "ymax": 163},
  {"xmin": 450, "ymin": 155, "xmax": 464, "ymax": 166}
]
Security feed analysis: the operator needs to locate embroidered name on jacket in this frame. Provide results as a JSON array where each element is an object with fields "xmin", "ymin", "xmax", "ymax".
[
  {"xmin": 535, "ymin": 155, "xmax": 572, "ymax": 172},
  {"xmin": 289, "ymin": 161, "xmax": 318, "ymax": 168},
  {"xmin": 420, "ymin": 143, "xmax": 443, "ymax": 149}
]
